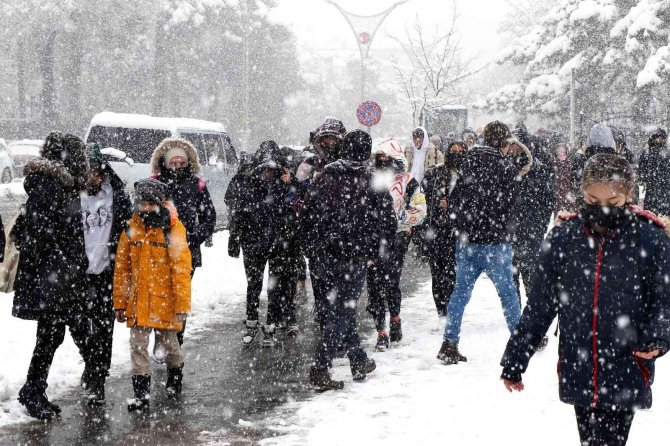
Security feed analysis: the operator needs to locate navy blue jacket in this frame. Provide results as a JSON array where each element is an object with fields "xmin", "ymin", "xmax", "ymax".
[{"xmin": 501, "ymin": 207, "xmax": 670, "ymax": 410}]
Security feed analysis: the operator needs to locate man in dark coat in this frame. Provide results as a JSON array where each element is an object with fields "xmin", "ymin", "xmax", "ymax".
[
  {"xmin": 12, "ymin": 132, "xmax": 90, "ymax": 420},
  {"xmin": 79, "ymin": 143, "xmax": 133, "ymax": 405},
  {"xmin": 225, "ymin": 141, "xmax": 280, "ymax": 346},
  {"xmin": 421, "ymin": 141, "xmax": 466, "ymax": 322},
  {"xmin": 437, "ymin": 121, "xmax": 533, "ymax": 364},
  {"xmin": 295, "ymin": 118, "xmax": 347, "ymax": 329},
  {"xmin": 150, "ymin": 138, "xmax": 216, "ymax": 345},
  {"xmin": 510, "ymin": 126, "xmax": 555, "ymax": 308},
  {"xmin": 638, "ymin": 128, "xmax": 670, "ymax": 217},
  {"xmin": 304, "ymin": 130, "xmax": 396, "ymax": 391}
]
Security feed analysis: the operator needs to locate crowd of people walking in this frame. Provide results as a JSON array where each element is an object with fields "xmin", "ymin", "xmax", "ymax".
[{"xmin": 1, "ymin": 117, "xmax": 669, "ymax": 446}]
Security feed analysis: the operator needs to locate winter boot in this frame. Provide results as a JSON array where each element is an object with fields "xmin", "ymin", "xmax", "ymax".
[
  {"xmin": 86, "ymin": 376, "xmax": 106, "ymax": 407},
  {"xmin": 127, "ymin": 375, "xmax": 151, "ymax": 412},
  {"xmin": 18, "ymin": 382, "xmax": 56, "ymax": 421},
  {"xmin": 262, "ymin": 324, "xmax": 277, "ymax": 347},
  {"xmin": 166, "ymin": 364, "xmax": 184, "ymax": 396},
  {"xmin": 287, "ymin": 323, "xmax": 299, "ymax": 337},
  {"xmin": 309, "ymin": 367, "xmax": 344, "ymax": 391},
  {"xmin": 242, "ymin": 320, "xmax": 259, "ymax": 346},
  {"xmin": 390, "ymin": 317, "xmax": 402, "ymax": 343},
  {"xmin": 375, "ymin": 331, "xmax": 390, "ymax": 352},
  {"xmin": 437, "ymin": 340, "xmax": 467, "ymax": 365},
  {"xmin": 351, "ymin": 358, "xmax": 376, "ymax": 381}
]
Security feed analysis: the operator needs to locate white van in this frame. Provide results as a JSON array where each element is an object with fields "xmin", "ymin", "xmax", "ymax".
[{"xmin": 84, "ymin": 112, "xmax": 238, "ymax": 228}]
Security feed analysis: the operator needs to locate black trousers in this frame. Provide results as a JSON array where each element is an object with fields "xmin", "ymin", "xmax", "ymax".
[
  {"xmin": 176, "ymin": 267, "xmax": 196, "ymax": 346},
  {"xmin": 366, "ymin": 233, "xmax": 410, "ymax": 331},
  {"xmin": 512, "ymin": 227, "xmax": 546, "ymax": 300},
  {"xmin": 574, "ymin": 406, "xmax": 635, "ymax": 446},
  {"xmin": 26, "ymin": 317, "xmax": 89, "ymax": 387},
  {"xmin": 85, "ymin": 270, "xmax": 115, "ymax": 380},
  {"xmin": 310, "ymin": 256, "xmax": 330, "ymax": 329},
  {"xmin": 267, "ymin": 254, "xmax": 299, "ymax": 326},
  {"xmin": 243, "ymin": 251, "xmax": 269, "ymax": 323},
  {"xmin": 427, "ymin": 236, "xmax": 456, "ymax": 317}
]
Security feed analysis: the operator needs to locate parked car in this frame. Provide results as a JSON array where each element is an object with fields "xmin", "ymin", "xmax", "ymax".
[
  {"xmin": 84, "ymin": 111, "xmax": 239, "ymax": 228},
  {"xmin": 7, "ymin": 139, "xmax": 42, "ymax": 178},
  {"xmin": 0, "ymin": 139, "xmax": 16, "ymax": 183}
]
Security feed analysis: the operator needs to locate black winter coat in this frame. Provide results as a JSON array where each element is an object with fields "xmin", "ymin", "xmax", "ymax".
[
  {"xmin": 638, "ymin": 148, "xmax": 670, "ymax": 217},
  {"xmin": 157, "ymin": 171, "xmax": 216, "ymax": 268},
  {"xmin": 301, "ymin": 160, "xmax": 397, "ymax": 262},
  {"xmin": 421, "ymin": 164, "xmax": 462, "ymax": 254},
  {"xmin": 452, "ymin": 146, "xmax": 526, "ymax": 244},
  {"xmin": 105, "ymin": 167, "xmax": 133, "ymax": 272},
  {"xmin": 225, "ymin": 165, "xmax": 274, "ymax": 257},
  {"xmin": 12, "ymin": 160, "xmax": 89, "ymax": 323},
  {"xmin": 501, "ymin": 208, "xmax": 670, "ymax": 410},
  {"xmin": 512, "ymin": 150, "xmax": 555, "ymax": 248}
]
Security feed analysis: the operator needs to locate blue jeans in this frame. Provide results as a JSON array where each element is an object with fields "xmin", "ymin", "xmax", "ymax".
[
  {"xmin": 313, "ymin": 259, "xmax": 368, "ymax": 371},
  {"xmin": 443, "ymin": 242, "xmax": 521, "ymax": 344}
]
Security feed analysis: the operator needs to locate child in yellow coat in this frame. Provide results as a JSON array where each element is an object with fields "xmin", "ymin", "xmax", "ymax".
[{"xmin": 113, "ymin": 178, "xmax": 192, "ymax": 411}]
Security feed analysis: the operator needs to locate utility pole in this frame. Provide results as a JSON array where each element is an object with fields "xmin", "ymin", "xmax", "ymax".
[
  {"xmin": 570, "ymin": 68, "xmax": 576, "ymax": 146},
  {"xmin": 242, "ymin": 0, "xmax": 251, "ymax": 152}
]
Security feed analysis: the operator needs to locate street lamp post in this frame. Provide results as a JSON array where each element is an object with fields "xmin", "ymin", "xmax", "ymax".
[{"xmin": 325, "ymin": 0, "xmax": 408, "ymax": 131}]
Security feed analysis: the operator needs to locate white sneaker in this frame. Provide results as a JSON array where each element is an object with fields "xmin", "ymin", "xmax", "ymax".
[{"xmin": 243, "ymin": 320, "xmax": 259, "ymax": 346}]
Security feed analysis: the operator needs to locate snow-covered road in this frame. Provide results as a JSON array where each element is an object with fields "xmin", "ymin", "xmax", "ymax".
[{"xmin": 257, "ymin": 275, "xmax": 670, "ymax": 446}]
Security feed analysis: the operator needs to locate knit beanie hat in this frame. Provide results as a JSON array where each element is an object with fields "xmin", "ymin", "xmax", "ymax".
[
  {"xmin": 134, "ymin": 178, "xmax": 167, "ymax": 205},
  {"xmin": 341, "ymin": 130, "xmax": 372, "ymax": 162},
  {"xmin": 483, "ymin": 121, "xmax": 511, "ymax": 149},
  {"xmin": 313, "ymin": 118, "xmax": 347, "ymax": 142},
  {"xmin": 164, "ymin": 146, "xmax": 189, "ymax": 165}
]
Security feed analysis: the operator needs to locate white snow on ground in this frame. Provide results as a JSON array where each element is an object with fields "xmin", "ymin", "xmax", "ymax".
[
  {"xmin": 0, "ymin": 230, "xmax": 248, "ymax": 427},
  {"xmin": 258, "ymin": 277, "xmax": 670, "ymax": 446}
]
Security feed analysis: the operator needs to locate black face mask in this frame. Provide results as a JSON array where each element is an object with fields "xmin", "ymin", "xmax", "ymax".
[
  {"xmin": 445, "ymin": 152, "xmax": 465, "ymax": 169},
  {"xmin": 375, "ymin": 159, "xmax": 395, "ymax": 170},
  {"xmin": 166, "ymin": 167, "xmax": 191, "ymax": 183},
  {"xmin": 580, "ymin": 203, "xmax": 629, "ymax": 230},
  {"xmin": 139, "ymin": 208, "xmax": 168, "ymax": 228},
  {"xmin": 317, "ymin": 141, "xmax": 340, "ymax": 163}
]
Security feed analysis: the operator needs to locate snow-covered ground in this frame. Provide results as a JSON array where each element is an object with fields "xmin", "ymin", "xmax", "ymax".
[
  {"xmin": 2, "ymin": 230, "xmax": 669, "ymax": 444},
  {"xmin": 257, "ymin": 278, "xmax": 670, "ymax": 446},
  {"xmin": 0, "ymin": 231, "xmax": 248, "ymax": 427}
]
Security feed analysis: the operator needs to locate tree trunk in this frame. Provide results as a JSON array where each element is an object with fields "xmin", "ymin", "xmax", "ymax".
[{"xmin": 39, "ymin": 31, "xmax": 57, "ymax": 128}]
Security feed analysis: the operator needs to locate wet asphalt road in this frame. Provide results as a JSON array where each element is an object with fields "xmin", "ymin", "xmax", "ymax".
[{"xmin": 0, "ymin": 255, "xmax": 431, "ymax": 446}]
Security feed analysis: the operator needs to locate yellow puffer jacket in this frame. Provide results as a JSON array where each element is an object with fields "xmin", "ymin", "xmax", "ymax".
[{"xmin": 113, "ymin": 201, "xmax": 192, "ymax": 331}]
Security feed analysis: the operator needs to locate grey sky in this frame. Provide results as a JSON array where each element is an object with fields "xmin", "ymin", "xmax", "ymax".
[{"xmin": 272, "ymin": 0, "xmax": 512, "ymax": 62}]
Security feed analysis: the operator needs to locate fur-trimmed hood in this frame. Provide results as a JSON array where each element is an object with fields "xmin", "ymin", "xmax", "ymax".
[
  {"xmin": 23, "ymin": 159, "xmax": 75, "ymax": 189},
  {"xmin": 150, "ymin": 138, "xmax": 201, "ymax": 175}
]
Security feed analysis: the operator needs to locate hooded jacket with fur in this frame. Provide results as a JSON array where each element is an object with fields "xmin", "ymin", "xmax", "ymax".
[{"xmin": 150, "ymin": 138, "xmax": 216, "ymax": 268}]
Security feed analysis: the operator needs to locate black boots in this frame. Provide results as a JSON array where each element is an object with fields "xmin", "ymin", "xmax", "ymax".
[
  {"xmin": 437, "ymin": 340, "xmax": 468, "ymax": 365},
  {"xmin": 351, "ymin": 358, "xmax": 376, "ymax": 382},
  {"xmin": 375, "ymin": 331, "xmax": 390, "ymax": 352},
  {"xmin": 18, "ymin": 381, "xmax": 59, "ymax": 420},
  {"xmin": 85, "ymin": 376, "xmax": 106, "ymax": 406},
  {"xmin": 166, "ymin": 365, "xmax": 184, "ymax": 396},
  {"xmin": 390, "ymin": 318, "xmax": 402, "ymax": 343},
  {"xmin": 127, "ymin": 375, "xmax": 151, "ymax": 412},
  {"xmin": 309, "ymin": 367, "xmax": 344, "ymax": 391}
]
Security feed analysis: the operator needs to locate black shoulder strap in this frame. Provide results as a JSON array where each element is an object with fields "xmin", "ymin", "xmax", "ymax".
[{"xmin": 404, "ymin": 178, "xmax": 420, "ymax": 209}]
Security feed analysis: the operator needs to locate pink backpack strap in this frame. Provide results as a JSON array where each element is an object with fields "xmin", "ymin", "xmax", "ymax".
[
  {"xmin": 150, "ymin": 174, "xmax": 158, "ymax": 180},
  {"xmin": 197, "ymin": 177, "xmax": 207, "ymax": 192}
]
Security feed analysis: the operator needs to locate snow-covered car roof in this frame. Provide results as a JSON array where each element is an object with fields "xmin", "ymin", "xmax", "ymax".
[
  {"xmin": 88, "ymin": 112, "xmax": 226, "ymax": 134},
  {"xmin": 8, "ymin": 140, "xmax": 43, "ymax": 156}
]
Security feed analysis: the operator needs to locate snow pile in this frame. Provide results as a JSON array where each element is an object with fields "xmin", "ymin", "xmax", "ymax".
[{"xmin": 257, "ymin": 277, "xmax": 670, "ymax": 445}]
